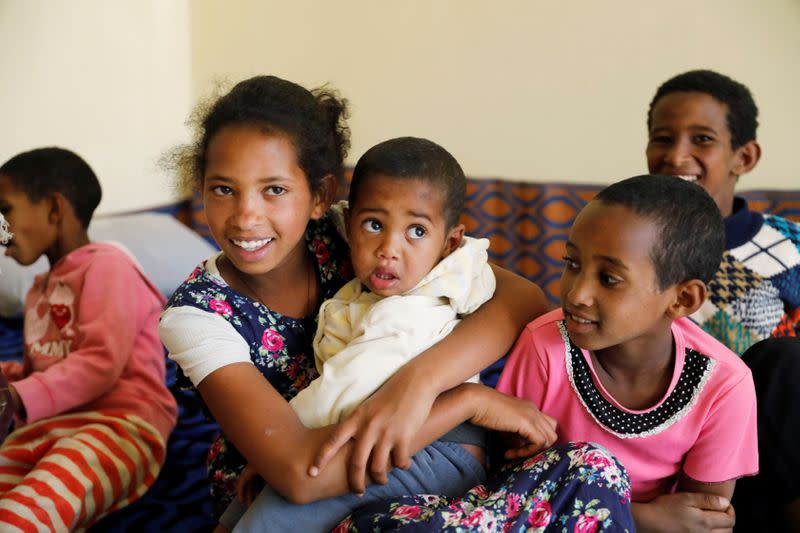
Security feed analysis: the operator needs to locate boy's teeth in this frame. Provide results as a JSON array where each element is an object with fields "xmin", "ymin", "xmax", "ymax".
[
  {"xmin": 677, "ymin": 175, "xmax": 699, "ymax": 182},
  {"xmin": 232, "ymin": 238, "xmax": 272, "ymax": 250}
]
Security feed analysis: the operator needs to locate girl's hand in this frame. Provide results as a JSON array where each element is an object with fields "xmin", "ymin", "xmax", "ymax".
[
  {"xmin": 632, "ymin": 493, "xmax": 735, "ymax": 533},
  {"xmin": 310, "ymin": 367, "xmax": 437, "ymax": 494},
  {"xmin": 466, "ymin": 385, "xmax": 557, "ymax": 459},
  {"xmin": 236, "ymin": 463, "xmax": 266, "ymax": 507}
]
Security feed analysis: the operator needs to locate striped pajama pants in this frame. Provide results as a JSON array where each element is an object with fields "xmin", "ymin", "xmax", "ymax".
[{"xmin": 0, "ymin": 411, "xmax": 166, "ymax": 532}]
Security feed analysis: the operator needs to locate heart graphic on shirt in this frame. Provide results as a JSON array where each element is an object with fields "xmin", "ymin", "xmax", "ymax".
[
  {"xmin": 50, "ymin": 304, "xmax": 72, "ymax": 330},
  {"xmin": 24, "ymin": 297, "xmax": 50, "ymax": 342}
]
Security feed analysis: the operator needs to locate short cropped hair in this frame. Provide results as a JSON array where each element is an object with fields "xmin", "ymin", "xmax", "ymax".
[
  {"xmin": 349, "ymin": 137, "xmax": 465, "ymax": 228},
  {"xmin": 648, "ymin": 69, "xmax": 758, "ymax": 150},
  {"xmin": 0, "ymin": 147, "xmax": 101, "ymax": 228},
  {"xmin": 594, "ymin": 174, "xmax": 724, "ymax": 289}
]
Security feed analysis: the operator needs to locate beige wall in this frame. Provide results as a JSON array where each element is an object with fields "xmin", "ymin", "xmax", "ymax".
[
  {"xmin": 192, "ymin": 0, "xmax": 800, "ymax": 190},
  {"xmin": 1, "ymin": 1, "xmax": 797, "ymax": 215},
  {"xmin": 0, "ymin": 0, "xmax": 192, "ymax": 214}
]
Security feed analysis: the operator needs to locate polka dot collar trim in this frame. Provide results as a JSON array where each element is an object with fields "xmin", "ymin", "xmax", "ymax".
[{"xmin": 559, "ymin": 321, "xmax": 715, "ymax": 439}]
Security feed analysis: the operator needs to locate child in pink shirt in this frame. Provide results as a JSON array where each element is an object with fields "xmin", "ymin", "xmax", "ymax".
[
  {"xmin": 498, "ymin": 175, "xmax": 758, "ymax": 532},
  {"xmin": 0, "ymin": 147, "xmax": 177, "ymax": 531}
]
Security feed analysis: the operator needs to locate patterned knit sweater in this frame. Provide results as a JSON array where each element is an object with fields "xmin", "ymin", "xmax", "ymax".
[{"xmin": 693, "ymin": 197, "xmax": 800, "ymax": 355}]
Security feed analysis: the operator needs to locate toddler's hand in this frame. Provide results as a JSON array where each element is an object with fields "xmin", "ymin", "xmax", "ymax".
[
  {"xmin": 468, "ymin": 386, "xmax": 557, "ymax": 459},
  {"xmin": 309, "ymin": 371, "xmax": 437, "ymax": 495},
  {"xmin": 236, "ymin": 463, "xmax": 265, "ymax": 507}
]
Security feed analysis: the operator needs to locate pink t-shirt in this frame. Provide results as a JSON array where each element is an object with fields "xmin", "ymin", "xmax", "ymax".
[
  {"xmin": 497, "ymin": 308, "xmax": 758, "ymax": 502},
  {"xmin": 7, "ymin": 243, "xmax": 177, "ymax": 441}
]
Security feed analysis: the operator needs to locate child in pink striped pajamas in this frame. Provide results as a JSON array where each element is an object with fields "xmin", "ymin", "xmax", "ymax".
[{"xmin": 0, "ymin": 147, "xmax": 177, "ymax": 532}]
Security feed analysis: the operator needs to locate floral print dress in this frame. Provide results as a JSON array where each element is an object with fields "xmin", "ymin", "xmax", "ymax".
[
  {"xmin": 164, "ymin": 213, "xmax": 352, "ymax": 513},
  {"xmin": 340, "ymin": 442, "xmax": 635, "ymax": 532}
]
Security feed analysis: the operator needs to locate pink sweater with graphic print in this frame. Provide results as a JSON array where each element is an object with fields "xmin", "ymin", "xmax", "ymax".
[
  {"xmin": 6, "ymin": 243, "xmax": 177, "ymax": 440},
  {"xmin": 497, "ymin": 309, "xmax": 758, "ymax": 502}
]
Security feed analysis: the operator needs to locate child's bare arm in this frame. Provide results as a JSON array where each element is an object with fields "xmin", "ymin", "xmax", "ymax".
[
  {"xmin": 677, "ymin": 475, "xmax": 736, "ymax": 503},
  {"xmin": 412, "ymin": 383, "xmax": 557, "ymax": 462},
  {"xmin": 464, "ymin": 388, "xmax": 557, "ymax": 461},
  {"xmin": 311, "ymin": 265, "xmax": 549, "ymax": 492},
  {"xmin": 631, "ymin": 477, "xmax": 736, "ymax": 533},
  {"xmin": 198, "ymin": 366, "xmax": 549, "ymax": 504}
]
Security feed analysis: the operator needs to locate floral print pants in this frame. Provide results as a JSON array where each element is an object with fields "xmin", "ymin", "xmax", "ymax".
[{"xmin": 338, "ymin": 442, "xmax": 634, "ymax": 532}]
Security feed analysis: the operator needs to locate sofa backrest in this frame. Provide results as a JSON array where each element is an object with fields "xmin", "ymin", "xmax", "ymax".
[
  {"xmin": 190, "ymin": 178, "xmax": 800, "ymax": 305},
  {"xmin": 460, "ymin": 180, "xmax": 800, "ymax": 304}
]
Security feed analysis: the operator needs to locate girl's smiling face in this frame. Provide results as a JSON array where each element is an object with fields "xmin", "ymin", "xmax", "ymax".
[
  {"xmin": 202, "ymin": 125, "xmax": 328, "ymax": 282},
  {"xmin": 560, "ymin": 201, "xmax": 677, "ymax": 358}
]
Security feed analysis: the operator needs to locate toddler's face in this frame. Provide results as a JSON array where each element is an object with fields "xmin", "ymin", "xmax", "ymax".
[
  {"xmin": 202, "ymin": 125, "xmax": 327, "ymax": 280},
  {"xmin": 560, "ymin": 201, "xmax": 677, "ymax": 356},
  {"xmin": 347, "ymin": 174, "xmax": 461, "ymax": 296},
  {"xmin": 646, "ymin": 91, "xmax": 745, "ymax": 217},
  {"xmin": 0, "ymin": 174, "xmax": 57, "ymax": 266}
]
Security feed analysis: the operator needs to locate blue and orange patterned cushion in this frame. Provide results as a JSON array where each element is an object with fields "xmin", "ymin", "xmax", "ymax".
[
  {"xmin": 459, "ymin": 180, "xmax": 800, "ymax": 305},
  {"xmin": 190, "ymin": 177, "xmax": 800, "ymax": 305}
]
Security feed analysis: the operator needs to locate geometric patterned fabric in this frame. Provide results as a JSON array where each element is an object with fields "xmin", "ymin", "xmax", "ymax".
[
  {"xmin": 459, "ymin": 180, "xmax": 600, "ymax": 306},
  {"xmin": 189, "ymin": 178, "xmax": 800, "ymax": 310},
  {"xmin": 694, "ymin": 211, "xmax": 800, "ymax": 355}
]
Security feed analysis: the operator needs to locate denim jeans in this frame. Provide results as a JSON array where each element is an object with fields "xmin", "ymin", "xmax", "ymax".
[{"xmin": 226, "ymin": 440, "xmax": 485, "ymax": 533}]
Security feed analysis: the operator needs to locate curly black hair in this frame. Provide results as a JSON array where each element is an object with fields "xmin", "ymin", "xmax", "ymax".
[
  {"xmin": 0, "ymin": 147, "xmax": 101, "ymax": 228},
  {"xmin": 648, "ymin": 69, "xmax": 758, "ymax": 150},
  {"xmin": 349, "ymin": 137, "xmax": 466, "ymax": 229},
  {"xmin": 594, "ymin": 175, "xmax": 724, "ymax": 289},
  {"xmin": 173, "ymin": 75, "xmax": 350, "ymax": 195}
]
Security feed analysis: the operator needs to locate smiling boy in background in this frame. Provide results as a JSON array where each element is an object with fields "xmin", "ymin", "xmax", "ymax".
[{"xmin": 646, "ymin": 69, "xmax": 800, "ymax": 531}]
